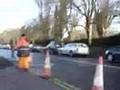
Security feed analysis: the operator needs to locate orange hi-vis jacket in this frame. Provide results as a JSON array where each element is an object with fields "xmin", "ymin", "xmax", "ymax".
[{"xmin": 16, "ymin": 36, "xmax": 29, "ymax": 48}]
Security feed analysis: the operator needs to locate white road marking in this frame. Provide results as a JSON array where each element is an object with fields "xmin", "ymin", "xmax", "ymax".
[
  {"xmin": 57, "ymin": 57, "xmax": 120, "ymax": 70},
  {"xmin": 104, "ymin": 64, "xmax": 120, "ymax": 70},
  {"xmin": 74, "ymin": 60, "xmax": 120, "ymax": 70}
]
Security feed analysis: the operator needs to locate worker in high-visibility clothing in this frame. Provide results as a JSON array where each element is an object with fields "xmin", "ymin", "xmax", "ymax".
[{"xmin": 16, "ymin": 34, "xmax": 32, "ymax": 71}]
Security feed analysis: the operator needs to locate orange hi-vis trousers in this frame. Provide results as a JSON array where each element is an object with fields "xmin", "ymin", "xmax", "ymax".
[{"xmin": 18, "ymin": 56, "xmax": 31, "ymax": 70}]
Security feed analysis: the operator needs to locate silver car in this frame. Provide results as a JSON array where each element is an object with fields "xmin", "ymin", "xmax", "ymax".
[{"xmin": 57, "ymin": 43, "xmax": 89, "ymax": 57}]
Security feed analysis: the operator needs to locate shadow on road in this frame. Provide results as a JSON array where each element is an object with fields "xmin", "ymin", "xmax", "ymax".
[{"xmin": 0, "ymin": 57, "xmax": 13, "ymax": 69}]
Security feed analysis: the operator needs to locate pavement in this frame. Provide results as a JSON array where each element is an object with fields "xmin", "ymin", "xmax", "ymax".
[{"xmin": 0, "ymin": 61, "xmax": 62, "ymax": 90}]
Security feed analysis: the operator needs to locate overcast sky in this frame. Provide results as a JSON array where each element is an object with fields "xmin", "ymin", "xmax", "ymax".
[
  {"xmin": 0, "ymin": 0, "xmax": 39, "ymax": 32},
  {"xmin": 0, "ymin": 0, "xmax": 119, "ymax": 35}
]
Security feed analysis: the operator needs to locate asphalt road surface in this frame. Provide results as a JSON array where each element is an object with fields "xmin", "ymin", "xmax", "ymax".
[
  {"xmin": 0, "ymin": 49, "xmax": 120, "ymax": 90},
  {"xmin": 50, "ymin": 55, "xmax": 120, "ymax": 90},
  {"xmin": 28, "ymin": 51, "xmax": 120, "ymax": 90}
]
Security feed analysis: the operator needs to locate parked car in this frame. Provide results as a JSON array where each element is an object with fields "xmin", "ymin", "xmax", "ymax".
[
  {"xmin": 105, "ymin": 46, "xmax": 120, "ymax": 62},
  {"xmin": 28, "ymin": 43, "xmax": 33, "ymax": 49},
  {"xmin": 57, "ymin": 43, "xmax": 89, "ymax": 57},
  {"xmin": 30, "ymin": 45, "xmax": 43, "ymax": 52},
  {"xmin": 46, "ymin": 41, "xmax": 61, "ymax": 54},
  {"xmin": 0, "ymin": 44, "xmax": 11, "ymax": 49}
]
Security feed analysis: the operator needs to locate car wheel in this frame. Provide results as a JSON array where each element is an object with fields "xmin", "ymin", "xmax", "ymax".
[
  {"xmin": 69, "ymin": 51, "xmax": 73, "ymax": 57},
  {"xmin": 107, "ymin": 54, "xmax": 113, "ymax": 62}
]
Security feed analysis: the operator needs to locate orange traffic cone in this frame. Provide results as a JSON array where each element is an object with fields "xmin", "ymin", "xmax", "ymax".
[
  {"xmin": 92, "ymin": 56, "xmax": 104, "ymax": 90},
  {"xmin": 41, "ymin": 50, "xmax": 52, "ymax": 79}
]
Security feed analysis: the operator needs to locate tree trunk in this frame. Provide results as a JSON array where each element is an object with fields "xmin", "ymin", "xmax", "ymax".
[{"xmin": 86, "ymin": 16, "xmax": 92, "ymax": 45}]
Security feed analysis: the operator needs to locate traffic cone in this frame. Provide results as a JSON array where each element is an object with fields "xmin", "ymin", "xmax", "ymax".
[
  {"xmin": 92, "ymin": 56, "xmax": 104, "ymax": 90},
  {"xmin": 41, "ymin": 50, "xmax": 52, "ymax": 79}
]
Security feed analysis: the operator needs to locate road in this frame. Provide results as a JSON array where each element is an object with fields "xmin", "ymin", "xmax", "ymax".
[
  {"xmin": 50, "ymin": 56, "xmax": 120, "ymax": 90},
  {"xmin": 0, "ymin": 49, "xmax": 120, "ymax": 90}
]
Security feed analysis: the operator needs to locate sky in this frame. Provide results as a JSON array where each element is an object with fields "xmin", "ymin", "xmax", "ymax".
[
  {"xmin": 0, "ymin": 0, "xmax": 39, "ymax": 32},
  {"xmin": 0, "ymin": 0, "xmax": 119, "ymax": 35}
]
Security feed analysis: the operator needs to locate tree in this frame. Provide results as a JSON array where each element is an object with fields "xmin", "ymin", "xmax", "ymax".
[
  {"xmin": 72, "ymin": 0, "xmax": 95, "ymax": 45},
  {"xmin": 52, "ymin": 0, "xmax": 70, "ymax": 41},
  {"xmin": 35, "ymin": 0, "xmax": 52, "ymax": 41},
  {"xmin": 94, "ymin": 0, "xmax": 120, "ymax": 37},
  {"xmin": 72, "ymin": 0, "xmax": 120, "ymax": 45},
  {"xmin": 52, "ymin": 5, "xmax": 62, "ymax": 41},
  {"xmin": 35, "ymin": 0, "xmax": 43, "ymax": 21}
]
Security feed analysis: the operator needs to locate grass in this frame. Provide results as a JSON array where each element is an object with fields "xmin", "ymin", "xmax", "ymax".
[{"xmin": 0, "ymin": 57, "xmax": 13, "ymax": 69}]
